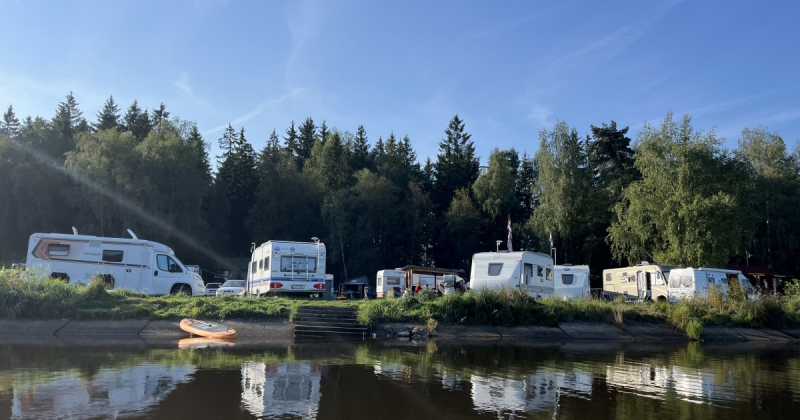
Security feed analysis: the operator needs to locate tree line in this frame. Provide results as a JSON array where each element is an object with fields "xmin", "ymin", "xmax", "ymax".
[{"xmin": 1, "ymin": 93, "xmax": 798, "ymax": 282}]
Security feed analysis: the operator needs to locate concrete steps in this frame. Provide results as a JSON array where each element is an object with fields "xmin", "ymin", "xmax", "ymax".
[{"xmin": 293, "ymin": 306, "xmax": 367, "ymax": 339}]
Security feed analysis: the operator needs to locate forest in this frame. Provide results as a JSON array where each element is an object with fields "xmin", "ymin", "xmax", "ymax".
[{"xmin": 1, "ymin": 93, "xmax": 798, "ymax": 283}]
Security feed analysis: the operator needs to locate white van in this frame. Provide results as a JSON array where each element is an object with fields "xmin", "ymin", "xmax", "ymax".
[
  {"xmin": 25, "ymin": 230, "xmax": 205, "ymax": 295},
  {"xmin": 553, "ymin": 265, "xmax": 590, "ymax": 300},
  {"xmin": 470, "ymin": 251, "xmax": 555, "ymax": 298},
  {"xmin": 668, "ymin": 267, "xmax": 754, "ymax": 302},
  {"xmin": 377, "ymin": 269, "xmax": 405, "ymax": 298}
]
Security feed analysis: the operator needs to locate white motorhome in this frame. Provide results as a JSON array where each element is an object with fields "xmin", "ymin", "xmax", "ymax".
[
  {"xmin": 602, "ymin": 263, "xmax": 673, "ymax": 301},
  {"xmin": 470, "ymin": 251, "xmax": 555, "ymax": 299},
  {"xmin": 376, "ymin": 269, "xmax": 405, "ymax": 298},
  {"xmin": 25, "ymin": 230, "xmax": 205, "ymax": 296},
  {"xmin": 241, "ymin": 361, "xmax": 321, "ymax": 419},
  {"xmin": 553, "ymin": 265, "xmax": 590, "ymax": 300},
  {"xmin": 247, "ymin": 240, "xmax": 327, "ymax": 297},
  {"xmin": 667, "ymin": 267, "xmax": 754, "ymax": 302}
]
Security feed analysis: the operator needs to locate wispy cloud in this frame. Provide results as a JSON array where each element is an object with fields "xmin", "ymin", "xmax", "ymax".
[
  {"xmin": 284, "ymin": 0, "xmax": 324, "ymax": 86},
  {"xmin": 527, "ymin": 103, "xmax": 552, "ymax": 127},
  {"xmin": 173, "ymin": 72, "xmax": 192, "ymax": 96},
  {"xmin": 684, "ymin": 88, "xmax": 787, "ymax": 117},
  {"xmin": 202, "ymin": 87, "xmax": 309, "ymax": 136}
]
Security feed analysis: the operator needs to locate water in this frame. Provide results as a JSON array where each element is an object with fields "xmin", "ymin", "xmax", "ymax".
[{"xmin": 1, "ymin": 336, "xmax": 799, "ymax": 419}]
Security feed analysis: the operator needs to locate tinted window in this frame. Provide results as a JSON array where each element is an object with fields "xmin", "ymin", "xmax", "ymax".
[
  {"xmin": 102, "ymin": 250, "xmax": 124, "ymax": 263},
  {"xmin": 561, "ymin": 274, "xmax": 574, "ymax": 285},
  {"xmin": 605, "ymin": 273, "xmax": 612, "ymax": 282},
  {"xmin": 537, "ymin": 266, "xmax": 543, "ymax": 277},
  {"xmin": 258, "ymin": 259, "xmax": 263, "ymax": 269},
  {"xmin": 546, "ymin": 268, "xmax": 553, "ymax": 281},
  {"xmin": 386, "ymin": 277, "xmax": 401, "ymax": 285},
  {"xmin": 47, "ymin": 243, "xmax": 70, "ymax": 256},
  {"xmin": 264, "ymin": 257, "xmax": 269, "ymax": 271},
  {"xmin": 251, "ymin": 261, "xmax": 257, "ymax": 273},
  {"xmin": 488, "ymin": 263, "xmax": 503, "ymax": 276}
]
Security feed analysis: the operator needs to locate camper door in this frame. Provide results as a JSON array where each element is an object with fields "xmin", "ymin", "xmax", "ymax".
[{"xmin": 153, "ymin": 253, "xmax": 183, "ymax": 294}]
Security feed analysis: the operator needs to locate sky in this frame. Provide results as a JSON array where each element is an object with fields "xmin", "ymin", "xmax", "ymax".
[{"xmin": 1, "ymin": 0, "xmax": 799, "ymax": 166}]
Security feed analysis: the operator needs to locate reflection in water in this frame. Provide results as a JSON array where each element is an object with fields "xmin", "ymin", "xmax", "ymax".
[
  {"xmin": 11, "ymin": 363, "xmax": 194, "ymax": 419},
  {"xmin": 0, "ymin": 340, "xmax": 799, "ymax": 419},
  {"xmin": 241, "ymin": 361, "xmax": 322, "ymax": 419}
]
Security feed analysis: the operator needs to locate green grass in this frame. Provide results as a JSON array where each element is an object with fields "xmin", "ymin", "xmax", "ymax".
[{"xmin": 3, "ymin": 269, "xmax": 800, "ymax": 339}]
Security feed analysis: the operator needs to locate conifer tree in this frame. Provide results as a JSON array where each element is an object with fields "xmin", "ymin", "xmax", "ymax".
[
  {"xmin": 95, "ymin": 95, "xmax": 121, "ymax": 131},
  {"xmin": 122, "ymin": 100, "xmax": 151, "ymax": 141},
  {"xmin": 1, "ymin": 105, "xmax": 20, "ymax": 137},
  {"xmin": 433, "ymin": 115, "xmax": 479, "ymax": 212}
]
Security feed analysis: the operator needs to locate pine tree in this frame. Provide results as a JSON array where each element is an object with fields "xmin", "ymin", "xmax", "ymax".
[
  {"xmin": 319, "ymin": 120, "xmax": 329, "ymax": 144},
  {"xmin": 1, "ymin": 105, "xmax": 20, "ymax": 137},
  {"xmin": 95, "ymin": 96, "xmax": 121, "ymax": 131},
  {"xmin": 152, "ymin": 103, "xmax": 170, "ymax": 131},
  {"xmin": 433, "ymin": 115, "xmax": 479, "ymax": 211},
  {"xmin": 51, "ymin": 92, "xmax": 89, "ymax": 158},
  {"xmin": 217, "ymin": 124, "xmax": 238, "ymax": 164},
  {"xmin": 122, "ymin": 100, "xmax": 151, "ymax": 141},
  {"xmin": 350, "ymin": 124, "xmax": 371, "ymax": 172},
  {"xmin": 284, "ymin": 120, "xmax": 299, "ymax": 158},
  {"xmin": 297, "ymin": 117, "xmax": 317, "ymax": 165}
]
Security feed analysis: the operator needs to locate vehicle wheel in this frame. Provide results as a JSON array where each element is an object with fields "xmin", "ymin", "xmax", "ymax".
[{"xmin": 170, "ymin": 284, "xmax": 192, "ymax": 296}]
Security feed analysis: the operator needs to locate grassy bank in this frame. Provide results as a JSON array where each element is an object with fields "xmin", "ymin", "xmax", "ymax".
[{"xmin": 2, "ymin": 269, "xmax": 800, "ymax": 339}]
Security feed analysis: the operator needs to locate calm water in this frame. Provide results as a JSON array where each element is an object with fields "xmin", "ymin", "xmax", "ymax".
[{"xmin": 1, "ymin": 336, "xmax": 799, "ymax": 419}]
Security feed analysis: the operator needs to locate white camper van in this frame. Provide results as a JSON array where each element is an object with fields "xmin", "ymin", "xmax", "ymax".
[
  {"xmin": 470, "ymin": 251, "xmax": 555, "ymax": 298},
  {"xmin": 377, "ymin": 269, "xmax": 405, "ymax": 298},
  {"xmin": 247, "ymin": 240, "xmax": 327, "ymax": 297},
  {"xmin": 553, "ymin": 265, "xmax": 590, "ymax": 300},
  {"xmin": 667, "ymin": 267, "xmax": 754, "ymax": 302},
  {"xmin": 602, "ymin": 263, "xmax": 673, "ymax": 301},
  {"xmin": 25, "ymin": 230, "xmax": 205, "ymax": 296}
]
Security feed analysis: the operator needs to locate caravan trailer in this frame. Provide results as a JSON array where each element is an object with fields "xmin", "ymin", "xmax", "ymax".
[
  {"xmin": 667, "ymin": 267, "xmax": 754, "ymax": 302},
  {"xmin": 602, "ymin": 263, "xmax": 673, "ymax": 301},
  {"xmin": 470, "ymin": 251, "xmax": 555, "ymax": 298},
  {"xmin": 247, "ymin": 240, "xmax": 327, "ymax": 297},
  {"xmin": 24, "ymin": 230, "xmax": 205, "ymax": 296},
  {"xmin": 553, "ymin": 265, "xmax": 590, "ymax": 300},
  {"xmin": 377, "ymin": 269, "xmax": 405, "ymax": 298}
]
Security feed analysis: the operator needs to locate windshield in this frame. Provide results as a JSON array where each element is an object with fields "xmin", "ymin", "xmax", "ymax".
[{"xmin": 222, "ymin": 280, "xmax": 246, "ymax": 288}]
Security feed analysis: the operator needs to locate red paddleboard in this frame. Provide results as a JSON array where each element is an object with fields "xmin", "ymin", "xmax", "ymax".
[{"xmin": 179, "ymin": 318, "xmax": 238, "ymax": 339}]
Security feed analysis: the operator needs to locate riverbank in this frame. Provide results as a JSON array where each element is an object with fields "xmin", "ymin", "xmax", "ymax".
[
  {"xmin": 3, "ymin": 271, "xmax": 800, "ymax": 342},
  {"xmin": 0, "ymin": 318, "xmax": 798, "ymax": 343}
]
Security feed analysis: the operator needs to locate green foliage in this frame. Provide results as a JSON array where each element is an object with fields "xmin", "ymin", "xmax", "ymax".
[{"xmin": 608, "ymin": 112, "xmax": 752, "ymax": 266}]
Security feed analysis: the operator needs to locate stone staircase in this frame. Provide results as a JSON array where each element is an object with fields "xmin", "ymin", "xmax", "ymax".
[{"xmin": 293, "ymin": 306, "xmax": 368, "ymax": 339}]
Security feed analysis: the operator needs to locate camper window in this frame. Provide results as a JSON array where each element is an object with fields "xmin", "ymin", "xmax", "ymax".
[
  {"xmin": 537, "ymin": 266, "xmax": 543, "ymax": 277},
  {"xmin": 102, "ymin": 250, "xmax": 124, "ymax": 263},
  {"xmin": 251, "ymin": 262, "xmax": 257, "ymax": 273},
  {"xmin": 681, "ymin": 276, "xmax": 692, "ymax": 287},
  {"xmin": 263, "ymin": 257, "xmax": 269, "ymax": 271},
  {"xmin": 605, "ymin": 273, "xmax": 612, "ymax": 282},
  {"xmin": 546, "ymin": 268, "xmax": 553, "ymax": 281},
  {"xmin": 386, "ymin": 277, "xmax": 401, "ymax": 285},
  {"xmin": 670, "ymin": 275, "xmax": 681, "ymax": 287},
  {"xmin": 653, "ymin": 272, "xmax": 665, "ymax": 286},
  {"xmin": 487, "ymin": 263, "xmax": 503, "ymax": 276},
  {"xmin": 258, "ymin": 259, "xmax": 263, "ymax": 270},
  {"xmin": 281, "ymin": 256, "xmax": 316, "ymax": 273},
  {"xmin": 47, "ymin": 243, "xmax": 70, "ymax": 256},
  {"xmin": 561, "ymin": 274, "xmax": 574, "ymax": 285}
]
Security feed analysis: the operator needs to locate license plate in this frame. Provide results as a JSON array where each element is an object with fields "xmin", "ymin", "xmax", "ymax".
[{"xmin": 291, "ymin": 285, "xmax": 304, "ymax": 289}]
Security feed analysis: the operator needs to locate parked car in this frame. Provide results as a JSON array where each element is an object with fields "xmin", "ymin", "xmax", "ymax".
[
  {"xmin": 216, "ymin": 280, "xmax": 247, "ymax": 297},
  {"xmin": 204, "ymin": 282, "xmax": 222, "ymax": 296}
]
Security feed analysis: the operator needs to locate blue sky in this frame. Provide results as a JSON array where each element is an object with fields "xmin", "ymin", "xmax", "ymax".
[{"xmin": 1, "ymin": 0, "xmax": 798, "ymax": 166}]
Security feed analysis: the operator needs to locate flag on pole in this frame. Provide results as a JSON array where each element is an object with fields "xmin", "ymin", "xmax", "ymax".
[{"xmin": 507, "ymin": 215, "xmax": 513, "ymax": 252}]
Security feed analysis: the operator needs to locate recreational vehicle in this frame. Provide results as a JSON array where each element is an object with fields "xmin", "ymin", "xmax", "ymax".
[
  {"xmin": 470, "ymin": 251, "xmax": 555, "ymax": 299},
  {"xmin": 25, "ymin": 230, "xmax": 205, "ymax": 296},
  {"xmin": 667, "ymin": 267, "xmax": 754, "ymax": 302},
  {"xmin": 553, "ymin": 265, "xmax": 590, "ymax": 300},
  {"xmin": 602, "ymin": 263, "xmax": 673, "ymax": 301},
  {"xmin": 376, "ymin": 269, "xmax": 405, "ymax": 298},
  {"xmin": 247, "ymin": 240, "xmax": 327, "ymax": 297}
]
